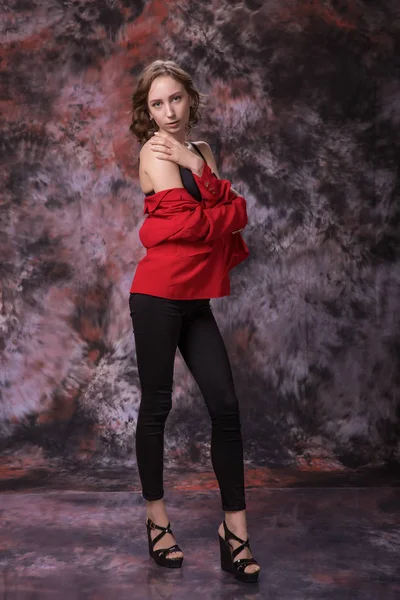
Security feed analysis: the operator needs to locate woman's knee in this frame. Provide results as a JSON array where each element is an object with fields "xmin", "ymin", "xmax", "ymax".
[
  {"xmin": 208, "ymin": 396, "xmax": 241, "ymax": 422},
  {"xmin": 139, "ymin": 389, "xmax": 173, "ymax": 418}
]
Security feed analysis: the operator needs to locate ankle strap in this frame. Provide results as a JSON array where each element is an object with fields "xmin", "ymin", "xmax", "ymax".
[
  {"xmin": 147, "ymin": 518, "xmax": 171, "ymax": 532},
  {"xmin": 223, "ymin": 519, "xmax": 247, "ymax": 545}
]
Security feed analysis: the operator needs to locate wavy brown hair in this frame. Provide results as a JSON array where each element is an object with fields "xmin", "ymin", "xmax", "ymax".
[{"xmin": 129, "ymin": 60, "xmax": 206, "ymax": 145}]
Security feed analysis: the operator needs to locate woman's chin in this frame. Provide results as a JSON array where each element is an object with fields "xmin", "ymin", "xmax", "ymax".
[{"xmin": 160, "ymin": 126, "xmax": 184, "ymax": 136}]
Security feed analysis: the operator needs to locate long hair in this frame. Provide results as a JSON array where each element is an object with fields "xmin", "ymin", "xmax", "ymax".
[{"xmin": 129, "ymin": 60, "xmax": 205, "ymax": 145}]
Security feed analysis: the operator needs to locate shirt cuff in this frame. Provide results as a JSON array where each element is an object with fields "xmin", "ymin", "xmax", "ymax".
[{"xmin": 192, "ymin": 162, "xmax": 221, "ymax": 201}]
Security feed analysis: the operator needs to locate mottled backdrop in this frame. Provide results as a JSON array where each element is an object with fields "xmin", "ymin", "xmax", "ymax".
[{"xmin": 1, "ymin": 0, "xmax": 399, "ymax": 472}]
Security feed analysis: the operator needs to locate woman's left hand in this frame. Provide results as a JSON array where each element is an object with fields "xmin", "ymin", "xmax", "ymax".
[{"xmin": 149, "ymin": 131, "xmax": 203, "ymax": 172}]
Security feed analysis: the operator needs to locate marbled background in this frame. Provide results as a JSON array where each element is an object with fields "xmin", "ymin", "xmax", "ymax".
[{"xmin": 1, "ymin": 0, "xmax": 399, "ymax": 472}]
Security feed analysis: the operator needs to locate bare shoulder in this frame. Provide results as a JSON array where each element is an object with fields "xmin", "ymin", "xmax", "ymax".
[
  {"xmin": 139, "ymin": 139, "xmax": 154, "ymax": 165},
  {"xmin": 192, "ymin": 141, "xmax": 220, "ymax": 178},
  {"xmin": 192, "ymin": 140, "xmax": 212, "ymax": 157},
  {"xmin": 140, "ymin": 139, "xmax": 183, "ymax": 193},
  {"xmin": 140, "ymin": 138, "xmax": 174, "ymax": 173}
]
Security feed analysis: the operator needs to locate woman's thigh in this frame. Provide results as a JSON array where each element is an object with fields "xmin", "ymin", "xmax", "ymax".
[
  {"xmin": 129, "ymin": 293, "xmax": 182, "ymax": 398},
  {"xmin": 177, "ymin": 303, "xmax": 238, "ymax": 415}
]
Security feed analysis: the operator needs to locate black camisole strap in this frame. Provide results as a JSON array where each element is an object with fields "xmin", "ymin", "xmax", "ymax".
[
  {"xmin": 190, "ymin": 142, "xmax": 207, "ymax": 161},
  {"xmin": 190, "ymin": 142, "xmax": 216, "ymax": 177}
]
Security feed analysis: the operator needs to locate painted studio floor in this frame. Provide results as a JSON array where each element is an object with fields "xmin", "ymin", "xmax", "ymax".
[{"xmin": 0, "ymin": 461, "xmax": 399, "ymax": 599}]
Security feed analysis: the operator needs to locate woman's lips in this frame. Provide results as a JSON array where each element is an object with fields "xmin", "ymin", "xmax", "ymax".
[{"xmin": 166, "ymin": 120, "xmax": 179, "ymax": 126}]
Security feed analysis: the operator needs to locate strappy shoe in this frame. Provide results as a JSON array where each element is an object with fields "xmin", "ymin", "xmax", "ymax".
[
  {"xmin": 218, "ymin": 520, "xmax": 260, "ymax": 583},
  {"xmin": 146, "ymin": 518, "xmax": 184, "ymax": 568}
]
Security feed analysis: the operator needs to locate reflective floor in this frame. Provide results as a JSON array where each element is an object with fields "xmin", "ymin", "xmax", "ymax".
[{"xmin": 0, "ymin": 462, "xmax": 399, "ymax": 599}]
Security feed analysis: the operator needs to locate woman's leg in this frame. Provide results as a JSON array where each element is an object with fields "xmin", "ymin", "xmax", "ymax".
[
  {"xmin": 177, "ymin": 300, "xmax": 245, "ymax": 511},
  {"xmin": 177, "ymin": 301, "xmax": 259, "ymax": 574},
  {"xmin": 129, "ymin": 293, "xmax": 183, "ymax": 557}
]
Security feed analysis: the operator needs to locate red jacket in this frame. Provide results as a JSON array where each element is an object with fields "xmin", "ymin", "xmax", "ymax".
[{"xmin": 129, "ymin": 162, "xmax": 250, "ymax": 299}]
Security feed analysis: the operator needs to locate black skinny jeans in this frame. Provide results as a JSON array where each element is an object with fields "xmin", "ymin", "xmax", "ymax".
[{"xmin": 129, "ymin": 292, "xmax": 246, "ymax": 512}]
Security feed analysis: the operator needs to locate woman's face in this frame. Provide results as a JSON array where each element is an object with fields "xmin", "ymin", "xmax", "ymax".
[{"xmin": 147, "ymin": 75, "xmax": 191, "ymax": 135}]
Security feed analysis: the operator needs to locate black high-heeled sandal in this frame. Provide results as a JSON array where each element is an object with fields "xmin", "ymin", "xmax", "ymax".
[
  {"xmin": 146, "ymin": 518, "xmax": 184, "ymax": 568},
  {"xmin": 218, "ymin": 520, "xmax": 260, "ymax": 583}
]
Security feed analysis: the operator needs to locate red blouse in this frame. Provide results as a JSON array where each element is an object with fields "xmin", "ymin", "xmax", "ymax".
[{"xmin": 129, "ymin": 162, "xmax": 250, "ymax": 299}]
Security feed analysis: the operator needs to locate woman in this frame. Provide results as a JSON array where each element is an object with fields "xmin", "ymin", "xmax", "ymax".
[{"xmin": 129, "ymin": 59, "xmax": 260, "ymax": 583}]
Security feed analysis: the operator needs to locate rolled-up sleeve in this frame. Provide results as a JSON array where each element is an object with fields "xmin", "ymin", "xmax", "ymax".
[{"xmin": 165, "ymin": 195, "xmax": 248, "ymax": 243}]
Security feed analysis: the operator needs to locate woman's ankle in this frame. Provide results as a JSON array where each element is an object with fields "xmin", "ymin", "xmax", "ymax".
[
  {"xmin": 146, "ymin": 499, "xmax": 169, "ymax": 524},
  {"xmin": 224, "ymin": 509, "xmax": 247, "ymax": 532}
]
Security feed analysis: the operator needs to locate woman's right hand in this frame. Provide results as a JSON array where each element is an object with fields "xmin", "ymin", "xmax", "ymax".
[{"xmin": 149, "ymin": 131, "xmax": 204, "ymax": 174}]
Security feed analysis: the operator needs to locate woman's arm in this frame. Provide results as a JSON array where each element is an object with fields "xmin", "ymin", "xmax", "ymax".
[
  {"xmin": 192, "ymin": 141, "xmax": 221, "ymax": 178},
  {"xmin": 147, "ymin": 134, "xmax": 204, "ymax": 181},
  {"xmin": 140, "ymin": 142, "xmax": 185, "ymax": 193},
  {"xmin": 148, "ymin": 133, "xmax": 241, "ymax": 197},
  {"xmin": 140, "ymin": 188, "xmax": 247, "ymax": 248},
  {"xmin": 192, "ymin": 141, "xmax": 241, "ymax": 196}
]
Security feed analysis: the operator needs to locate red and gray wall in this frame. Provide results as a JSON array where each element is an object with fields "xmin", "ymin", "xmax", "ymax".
[{"xmin": 1, "ymin": 0, "xmax": 399, "ymax": 470}]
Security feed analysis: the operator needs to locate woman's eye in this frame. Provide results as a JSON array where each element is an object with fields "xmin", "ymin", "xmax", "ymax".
[{"xmin": 151, "ymin": 96, "xmax": 180, "ymax": 108}]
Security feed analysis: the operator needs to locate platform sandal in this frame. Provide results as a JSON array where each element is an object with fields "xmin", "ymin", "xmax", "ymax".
[
  {"xmin": 218, "ymin": 519, "xmax": 260, "ymax": 583},
  {"xmin": 146, "ymin": 518, "xmax": 184, "ymax": 568}
]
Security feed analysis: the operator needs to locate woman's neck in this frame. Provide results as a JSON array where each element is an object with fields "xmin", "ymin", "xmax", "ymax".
[{"xmin": 158, "ymin": 129, "xmax": 187, "ymax": 145}]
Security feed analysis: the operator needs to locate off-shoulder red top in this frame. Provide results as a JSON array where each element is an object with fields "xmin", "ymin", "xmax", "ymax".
[{"xmin": 129, "ymin": 162, "xmax": 249, "ymax": 299}]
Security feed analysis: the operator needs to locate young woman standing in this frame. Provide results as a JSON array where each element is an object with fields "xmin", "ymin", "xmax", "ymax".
[{"xmin": 129, "ymin": 59, "xmax": 260, "ymax": 583}]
